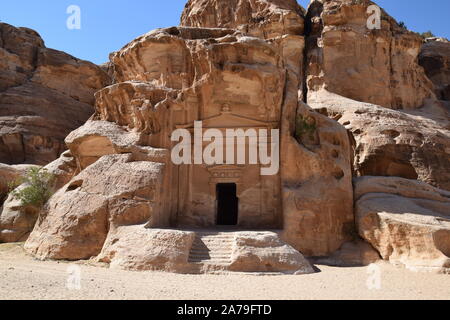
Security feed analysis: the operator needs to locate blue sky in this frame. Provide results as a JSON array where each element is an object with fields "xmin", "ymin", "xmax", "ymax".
[{"xmin": 0, "ymin": 0, "xmax": 448, "ymax": 64}]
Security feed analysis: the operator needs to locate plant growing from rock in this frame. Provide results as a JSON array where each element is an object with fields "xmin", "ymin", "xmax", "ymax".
[
  {"xmin": 398, "ymin": 21, "xmax": 407, "ymax": 30},
  {"xmin": 9, "ymin": 167, "xmax": 55, "ymax": 207},
  {"xmin": 421, "ymin": 31, "xmax": 436, "ymax": 39},
  {"xmin": 295, "ymin": 114, "xmax": 317, "ymax": 143}
]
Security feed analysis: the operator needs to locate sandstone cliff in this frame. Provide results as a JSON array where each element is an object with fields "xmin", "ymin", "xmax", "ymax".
[
  {"xmin": 0, "ymin": 23, "xmax": 111, "ymax": 165},
  {"xmin": 419, "ymin": 38, "xmax": 450, "ymax": 102},
  {"xmin": 306, "ymin": 0, "xmax": 436, "ymax": 110}
]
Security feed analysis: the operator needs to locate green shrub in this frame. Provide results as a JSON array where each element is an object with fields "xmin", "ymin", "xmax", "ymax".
[
  {"xmin": 7, "ymin": 179, "xmax": 22, "ymax": 193},
  {"xmin": 398, "ymin": 21, "xmax": 407, "ymax": 30},
  {"xmin": 295, "ymin": 114, "xmax": 317, "ymax": 141},
  {"xmin": 9, "ymin": 167, "xmax": 55, "ymax": 207},
  {"xmin": 421, "ymin": 31, "xmax": 435, "ymax": 39}
]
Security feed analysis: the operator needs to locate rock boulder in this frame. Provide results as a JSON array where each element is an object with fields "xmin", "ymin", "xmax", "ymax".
[
  {"xmin": 356, "ymin": 176, "xmax": 450, "ymax": 273},
  {"xmin": 24, "ymin": 154, "xmax": 165, "ymax": 259}
]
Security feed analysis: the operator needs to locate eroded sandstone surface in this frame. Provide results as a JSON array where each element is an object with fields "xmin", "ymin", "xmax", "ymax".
[
  {"xmin": 308, "ymin": 90, "xmax": 450, "ymax": 191},
  {"xmin": 0, "ymin": 23, "xmax": 110, "ymax": 165},
  {"xmin": 356, "ymin": 176, "xmax": 450, "ymax": 273},
  {"xmin": 0, "ymin": 151, "xmax": 77, "ymax": 243},
  {"xmin": 306, "ymin": 0, "xmax": 435, "ymax": 110},
  {"xmin": 420, "ymin": 38, "xmax": 450, "ymax": 102},
  {"xmin": 181, "ymin": 0, "xmax": 305, "ymax": 38}
]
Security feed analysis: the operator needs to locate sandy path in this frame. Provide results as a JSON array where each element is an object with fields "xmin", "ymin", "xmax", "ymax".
[{"xmin": 1, "ymin": 243, "xmax": 449, "ymax": 300}]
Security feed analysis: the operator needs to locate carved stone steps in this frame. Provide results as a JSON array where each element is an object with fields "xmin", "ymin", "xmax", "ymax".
[{"xmin": 188, "ymin": 231, "xmax": 235, "ymax": 265}]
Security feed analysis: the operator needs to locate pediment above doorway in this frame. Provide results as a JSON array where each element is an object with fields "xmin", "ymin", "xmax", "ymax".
[{"xmin": 176, "ymin": 112, "xmax": 278, "ymax": 130}]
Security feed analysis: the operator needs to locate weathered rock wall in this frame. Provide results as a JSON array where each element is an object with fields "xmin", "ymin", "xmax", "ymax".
[
  {"xmin": 181, "ymin": 0, "xmax": 305, "ymax": 38},
  {"xmin": 306, "ymin": 0, "xmax": 435, "ymax": 110},
  {"xmin": 356, "ymin": 176, "xmax": 450, "ymax": 273},
  {"xmin": 0, "ymin": 23, "xmax": 111, "ymax": 165},
  {"xmin": 419, "ymin": 38, "xmax": 450, "ymax": 101}
]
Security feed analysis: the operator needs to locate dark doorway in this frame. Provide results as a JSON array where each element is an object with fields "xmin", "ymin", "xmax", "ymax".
[{"xmin": 216, "ymin": 183, "xmax": 239, "ymax": 226}]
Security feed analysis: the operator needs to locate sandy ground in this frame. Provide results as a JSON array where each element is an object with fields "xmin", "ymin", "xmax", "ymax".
[{"xmin": 1, "ymin": 243, "xmax": 450, "ymax": 300}]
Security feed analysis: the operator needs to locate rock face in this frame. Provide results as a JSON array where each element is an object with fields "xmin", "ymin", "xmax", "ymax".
[
  {"xmin": 98, "ymin": 227, "xmax": 196, "ymax": 272},
  {"xmin": 21, "ymin": 0, "xmax": 351, "ymax": 271},
  {"xmin": 0, "ymin": 23, "xmax": 110, "ymax": 165},
  {"xmin": 25, "ymin": 154, "xmax": 165, "ymax": 259},
  {"xmin": 97, "ymin": 228, "xmax": 314, "ymax": 274},
  {"xmin": 0, "ymin": 151, "xmax": 77, "ymax": 243},
  {"xmin": 419, "ymin": 39, "xmax": 450, "ymax": 101},
  {"xmin": 281, "ymin": 101, "xmax": 354, "ymax": 256},
  {"xmin": 309, "ymin": 90, "xmax": 450, "ymax": 191},
  {"xmin": 181, "ymin": 0, "xmax": 305, "ymax": 39},
  {"xmin": 0, "ymin": 186, "xmax": 40, "ymax": 243},
  {"xmin": 23, "ymin": 0, "xmax": 354, "ymax": 261},
  {"xmin": 229, "ymin": 231, "xmax": 314, "ymax": 273},
  {"xmin": 313, "ymin": 240, "xmax": 381, "ymax": 267},
  {"xmin": 306, "ymin": 0, "xmax": 435, "ymax": 110},
  {"xmin": 356, "ymin": 176, "xmax": 450, "ymax": 273}
]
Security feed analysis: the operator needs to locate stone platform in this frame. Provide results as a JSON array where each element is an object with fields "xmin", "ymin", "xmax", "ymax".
[{"xmin": 96, "ymin": 226, "xmax": 315, "ymax": 275}]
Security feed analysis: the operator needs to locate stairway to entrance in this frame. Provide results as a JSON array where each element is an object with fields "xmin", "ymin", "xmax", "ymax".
[{"xmin": 188, "ymin": 231, "xmax": 235, "ymax": 268}]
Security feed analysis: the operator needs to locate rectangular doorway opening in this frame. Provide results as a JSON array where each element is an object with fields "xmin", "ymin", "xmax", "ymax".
[{"xmin": 216, "ymin": 183, "xmax": 238, "ymax": 226}]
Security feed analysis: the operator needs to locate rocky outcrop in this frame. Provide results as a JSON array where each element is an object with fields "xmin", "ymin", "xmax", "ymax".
[
  {"xmin": 0, "ymin": 185, "xmax": 40, "ymax": 243},
  {"xmin": 25, "ymin": 154, "xmax": 165, "ymax": 259},
  {"xmin": 281, "ymin": 101, "xmax": 354, "ymax": 256},
  {"xmin": 309, "ymin": 90, "xmax": 450, "ymax": 191},
  {"xmin": 0, "ymin": 151, "xmax": 77, "ymax": 243},
  {"xmin": 97, "ymin": 228, "xmax": 314, "ymax": 274},
  {"xmin": 313, "ymin": 240, "xmax": 381, "ymax": 267},
  {"xmin": 97, "ymin": 227, "xmax": 196, "ymax": 272},
  {"xmin": 180, "ymin": 0, "xmax": 305, "ymax": 39},
  {"xmin": 65, "ymin": 120, "xmax": 142, "ymax": 170},
  {"xmin": 18, "ymin": 0, "xmax": 346, "ymax": 263},
  {"xmin": 229, "ymin": 231, "xmax": 314, "ymax": 273},
  {"xmin": 306, "ymin": 0, "xmax": 435, "ymax": 110},
  {"xmin": 419, "ymin": 38, "xmax": 450, "ymax": 101},
  {"xmin": 356, "ymin": 176, "xmax": 450, "ymax": 273},
  {"xmin": 0, "ymin": 23, "xmax": 110, "ymax": 165}
]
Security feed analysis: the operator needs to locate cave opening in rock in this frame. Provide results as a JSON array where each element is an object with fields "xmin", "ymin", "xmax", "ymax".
[{"xmin": 216, "ymin": 183, "xmax": 239, "ymax": 226}]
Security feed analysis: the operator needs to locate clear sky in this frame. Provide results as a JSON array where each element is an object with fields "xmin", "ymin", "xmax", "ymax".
[{"xmin": 0, "ymin": 0, "xmax": 448, "ymax": 64}]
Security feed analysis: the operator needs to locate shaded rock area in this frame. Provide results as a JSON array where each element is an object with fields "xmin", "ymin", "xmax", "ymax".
[
  {"xmin": 419, "ymin": 38, "xmax": 450, "ymax": 101},
  {"xmin": 0, "ymin": 23, "xmax": 110, "ymax": 165},
  {"xmin": 313, "ymin": 240, "xmax": 381, "ymax": 267}
]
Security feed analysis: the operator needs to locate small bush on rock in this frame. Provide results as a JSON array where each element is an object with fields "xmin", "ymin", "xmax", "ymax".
[
  {"xmin": 421, "ymin": 31, "xmax": 435, "ymax": 39},
  {"xmin": 10, "ymin": 168, "xmax": 55, "ymax": 207},
  {"xmin": 295, "ymin": 114, "xmax": 317, "ymax": 141}
]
